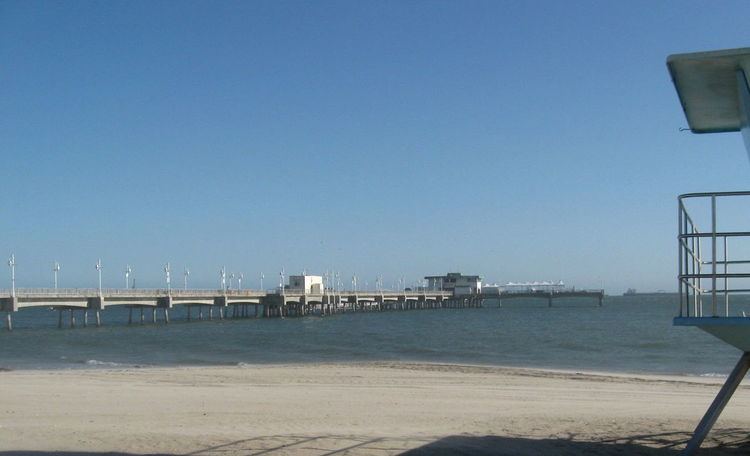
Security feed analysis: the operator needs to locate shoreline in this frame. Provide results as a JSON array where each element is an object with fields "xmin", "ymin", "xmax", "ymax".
[
  {"xmin": 1, "ymin": 361, "xmax": 748, "ymax": 454},
  {"xmin": 0, "ymin": 359, "xmax": 734, "ymax": 383}
]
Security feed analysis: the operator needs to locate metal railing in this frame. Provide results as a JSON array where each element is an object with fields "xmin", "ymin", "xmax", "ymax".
[{"xmin": 679, "ymin": 191, "xmax": 750, "ymax": 317}]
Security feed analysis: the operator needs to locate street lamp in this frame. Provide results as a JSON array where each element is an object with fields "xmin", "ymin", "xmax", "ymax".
[
  {"xmin": 220, "ymin": 267, "xmax": 226, "ymax": 293},
  {"xmin": 164, "ymin": 262, "xmax": 171, "ymax": 293},
  {"xmin": 229, "ymin": 272, "xmax": 235, "ymax": 291},
  {"xmin": 95, "ymin": 259, "xmax": 102, "ymax": 296},
  {"xmin": 238, "ymin": 273, "xmax": 243, "ymax": 291},
  {"xmin": 125, "ymin": 265, "xmax": 132, "ymax": 289},
  {"xmin": 53, "ymin": 261, "xmax": 60, "ymax": 290},
  {"xmin": 8, "ymin": 254, "xmax": 15, "ymax": 298},
  {"xmin": 184, "ymin": 267, "xmax": 190, "ymax": 290},
  {"xmin": 260, "ymin": 272, "xmax": 264, "ymax": 290}
]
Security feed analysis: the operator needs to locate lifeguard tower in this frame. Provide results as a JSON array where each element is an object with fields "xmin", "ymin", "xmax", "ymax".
[{"xmin": 669, "ymin": 47, "xmax": 750, "ymax": 454}]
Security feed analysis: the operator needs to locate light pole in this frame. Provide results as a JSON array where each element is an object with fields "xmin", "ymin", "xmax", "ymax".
[
  {"xmin": 164, "ymin": 262, "xmax": 171, "ymax": 293},
  {"xmin": 238, "ymin": 273, "xmax": 243, "ymax": 291},
  {"xmin": 352, "ymin": 275, "xmax": 357, "ymax": 292},
  {"xmin": 280, "ymin": 267, "xmax": 285, "ymax": 294},
  {"xmin": 220, "ymin": 267, "xmax": 226, "ymax": 293},
  {"xmin": 53, "ymin": 261, "xmax": 60, "ymax": 290},
  {"xmin": 95, "ymin": 259, "xmax": 102, "ymax": 296},
  {"xmin": 184, "ymin": 267, "xmax": 190, "ymax": 291},
  {"xmin": 125, "ymin": 265, "xmax": 131, "ymax": 289},
  {"xmin": 260, "ymin": 272, "xmax": 264, "ymax": 290},
  {"xmin": 8, "ymin": 254, "xmax": 15, "ymax": 298}
]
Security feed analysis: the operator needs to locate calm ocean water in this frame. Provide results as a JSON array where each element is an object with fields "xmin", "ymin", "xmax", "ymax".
[{"xmin": 0, "ymin": 295, "xmax": 744, "ymax": 376}]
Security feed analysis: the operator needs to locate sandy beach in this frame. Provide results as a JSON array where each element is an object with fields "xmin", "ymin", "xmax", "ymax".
[{"xmin": 0, "ymin": 362, "xmax": 748, "ymax": 455}]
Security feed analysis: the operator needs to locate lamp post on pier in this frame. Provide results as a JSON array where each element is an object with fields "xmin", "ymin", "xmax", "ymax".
[
  {"xmin": 220, "ymin": 267, "xmax": 226, "ymax": 293},
  {"xmin": 125, "ymin": 265, "xmax": 131, "ymax": 289},
  {"xmin": 260, "ymin": 272, "xmax": 264, "ymax": 291},
  {"xmin": 238, "ymin": 273, "xmax": 243, "ymax": 291},
  {"xmin": 53, "ymin": 261, "xmax": 60, "ymax": 290},
  {"xmin": 164, "ymin": 262, "xmax": 171, "ymax": 294},
  {"xmin": 8, "ymin": 254, "xmax": 15, "ymax": 298},
  {"xmin": 184, "ymin": 267, "xmax": 190, "ymax": 291},
  {"xmin": 229, "ymin": 272, "xmax": 235, "ymax": 291},
  {"xmin": 95, "ymin": 259, "xmax": 102, "ymax": 296}
]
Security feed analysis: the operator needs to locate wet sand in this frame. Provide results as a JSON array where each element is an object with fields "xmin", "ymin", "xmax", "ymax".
[{"xmin": 0, "ymin": 362, "xmax": 749, "ymax": 455}]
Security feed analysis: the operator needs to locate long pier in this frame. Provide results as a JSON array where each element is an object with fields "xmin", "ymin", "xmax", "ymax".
[
  {"xmin": 0, "ymin": 288, "xmax": 604, "ymax": 330},
  {"xmin": 0, "ymin": 288, "xmax": 456, "ymax": 330}
]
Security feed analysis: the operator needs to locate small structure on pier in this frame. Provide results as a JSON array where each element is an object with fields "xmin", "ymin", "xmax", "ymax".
[
  {"xmin": 425, "ymin": 272, "xmax": 482, "ymax": 296},
  {"xmin": 287, "ymin": 275, "xmax": 324, "ymax": 294}
]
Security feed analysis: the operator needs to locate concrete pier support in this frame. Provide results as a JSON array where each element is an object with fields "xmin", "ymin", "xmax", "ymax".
[
  {"xmin": 96, "ymin": 310, "xmax": 101, "ymax": 327},
  {"xmin": 5, "ymin": 313, "xmax": 12, "ymax": 331},
  {"xmin": 163, "ymin": 308, "xmax": 170, "ymax": 324},
  {"xmin": 152, "ymin": 308, "xmax": 157, "ymax": 323},
  {"xmin": 187, "ymin": 306, "xmax": 192, "ymax": 321},
  {"xmin": 140, "ymin": 307, "xmax": 144, "ymax": 324},
  {"xmin": 83, "ymin": 311, "xmax": 88, "ymax": 328},
  {"xmin": 58, "ymin": 309, "xmax": 63, "ymax": 329},
  {"xmin": 70, "ymin": 310, "xmax": 75, "ymax": 328}
]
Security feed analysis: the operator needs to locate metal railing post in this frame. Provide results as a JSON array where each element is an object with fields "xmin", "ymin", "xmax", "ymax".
[
  {"xmin": 712, "ymin": 194, "xmax": 717, "ymax": 316},
  {"xmin": 724, "ymin": 236, "xmax": 729, "ymax": 317},
  {"xmin": 678, "ymin": 199, "xmax": 684, "ymax": 317}
]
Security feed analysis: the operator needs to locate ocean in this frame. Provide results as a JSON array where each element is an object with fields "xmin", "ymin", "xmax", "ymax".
[{"xmin": 0, "ymin": 294, "xmax": 742, "ymax": 376}]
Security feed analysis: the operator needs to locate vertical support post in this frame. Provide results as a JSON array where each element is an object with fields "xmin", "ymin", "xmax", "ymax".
[
  {"xmin": 711, "ymin": 194, "xmax": 717, "ymax": 316},
  {"xmin": 152, "ymin": 308, "xmax": 157, "ymax": 323},
  {"xmin": 164, "ymin": 308, "xmax": 170, "ymax": 324},
  {"xmin": 96, "ymin": 310, "xmax": 101, "ymax": 327},
  {"xmin": 140, "ymin": 307, "xmax": 144, "ymax": 324},
  {"xmin": 697, "ymin": 228, "xmax": 703, "ymax": 317},
  {"xmin": 724, "ymin": 236, "xmax": 729, "ymax": 317},
  {"xmin": 683, "ymin": 352, "xmax": 750, "ymax": 455},
  {"xmin": 209, "ymin": 307, "xmax": 213, "ymax": 320},
  {"xmin": 83, "ymin": 311, "xmax": 88, "ymax": 328},
  {"xmin": 678, "ymin": 198, "xmax": 684, "ymax": 317},
  {"xmin": 187, "ymin": 305, "xmax": 192, "ymax": 321},
  {"xmin": 70, "ymin": 309, "xmax": 75, "ymax": 328},
  {"xmin": 58, "ymin": 309, "xmax": 63, "ymax": 329},
  {"xmin": 199, "ymin": 306, "xmax": 204, "ymax": 320},
  {"xmin": 6, "ymin": 313, "xmax": 12, "ymax": 331}
]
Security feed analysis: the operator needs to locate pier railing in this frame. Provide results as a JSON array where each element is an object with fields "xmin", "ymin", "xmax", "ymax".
[{"xmin": 678, "ymin": 191, "xmax": 750, "ymax": 317}]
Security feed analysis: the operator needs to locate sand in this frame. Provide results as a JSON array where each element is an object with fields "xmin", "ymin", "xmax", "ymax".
[{"xmin": 0, "ymin": 362, "xmax": 749, "ymax": 455}]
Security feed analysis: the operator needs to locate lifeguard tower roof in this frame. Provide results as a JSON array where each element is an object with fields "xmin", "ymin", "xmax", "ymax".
[{"xmin": 668, "ymin": 47, "xmax": 750, "ymax": 133}]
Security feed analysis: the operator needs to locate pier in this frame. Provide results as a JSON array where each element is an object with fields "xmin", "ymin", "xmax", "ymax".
[
  {"xmin": 0, "ymin": 288, "xmax": 455, "ymax": 330},
  {"xmin": 0, "ymin": 287, "xmax": 604, "ymax": 330}
]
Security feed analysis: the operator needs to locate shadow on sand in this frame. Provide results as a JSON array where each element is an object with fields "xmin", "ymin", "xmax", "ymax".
[{"xmin": 1, "ymin": 429, "xmax": 749, "ymax": 455}]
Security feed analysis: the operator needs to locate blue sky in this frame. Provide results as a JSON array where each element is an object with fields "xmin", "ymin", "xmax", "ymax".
[{"xmin": 1, "ymin": 0, "xmax": 749, "ymax": 292}]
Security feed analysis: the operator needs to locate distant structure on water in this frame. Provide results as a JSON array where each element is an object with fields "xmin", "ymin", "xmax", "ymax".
[
  {"xmin": 424, "ymin": 273, "xmax": 482, "ymax": 296},
  {"xmin": 622, "ymin": 288, "xmax": 674, "ymax": 297}
]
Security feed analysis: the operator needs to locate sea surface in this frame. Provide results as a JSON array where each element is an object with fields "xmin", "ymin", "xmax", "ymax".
[{"xmin": 0, "ymin": 295, "xmax": 745, "ymax": 376}]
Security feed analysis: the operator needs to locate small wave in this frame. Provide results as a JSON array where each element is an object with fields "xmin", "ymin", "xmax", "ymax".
[
  {"xmin": 700, "ymin": 372, "xmax": 728, "ymax": 378},
  {"xmin": 83, "ymin": 359, "xmax": 123, "ymax": 367}
]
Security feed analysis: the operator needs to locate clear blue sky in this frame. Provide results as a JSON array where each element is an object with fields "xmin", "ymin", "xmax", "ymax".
[{"xmin": 1, "ymin": 0, "xmax": 749, "ymax": 292}]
